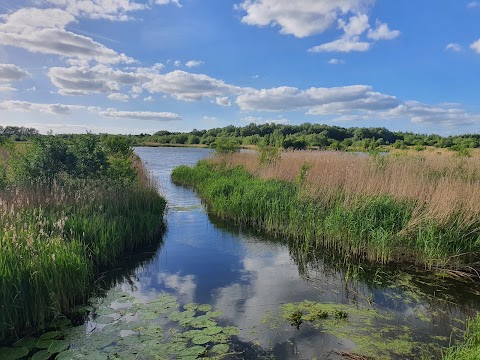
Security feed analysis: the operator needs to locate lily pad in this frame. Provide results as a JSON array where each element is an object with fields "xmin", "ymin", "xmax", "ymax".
[
  {"xmin": 203, "ymin": 326, "xmax": 223, "ymax": 335},
  {"xmin": 55, "ymin": 349, "xmax": 81, "ymax": 360},
  {"xmin": 47, "ymin": 340, "xmax": 69, "ymax": 354},
  {"xmin": 13, "ymin": 337, "xmax": 38, "ymax": 350},
  {"xmin": 191, "ymin": 334, "xmax": 213, "ymax": 345},
  {"xmin": 178, "ymin": 345, "xmax": 206, "ymax": 357},
  {"xmin": 31, "ymin": 349, "xmax": 51, "ymax": 360},
  {"xmin": 0, "ymin": 346, "xmax": 29, "ymax": 360},
  {"xmin": 36, "ymin": 340, "xmax": 55, "ymax": 349},
  {"xmin": 39, "ymin": 331, "xmax": 63, "ymax": 340},
  {"xmin": 211, "ymin": 344, "xmax": 229, "ymax": 354},
  {"xmin": 197, "ymin": 304, "xmax": 212, "ymax": 312}
]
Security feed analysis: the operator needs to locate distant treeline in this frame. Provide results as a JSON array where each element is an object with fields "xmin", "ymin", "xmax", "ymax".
[
  {"xmin": 3, "ymin": 123, "xmax": 480, "ymax": 150},
  {"xmin": 138, "ymin": 123, "xmax": 480, "ymax": 151}
]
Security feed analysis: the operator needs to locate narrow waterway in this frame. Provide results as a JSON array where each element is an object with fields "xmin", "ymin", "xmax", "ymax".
[{"xmin": 31, "ymin": 147, "xmax": 480, "ymax": 360}]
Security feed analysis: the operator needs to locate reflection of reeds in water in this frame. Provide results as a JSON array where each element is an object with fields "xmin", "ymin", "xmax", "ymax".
[
  {"xmin": 174, "ymin": 151, "xmax": 480, "ymax": 271},
  {"xmin": 0, "ymin": 171, "xmax": 166, "ymax": 341}
]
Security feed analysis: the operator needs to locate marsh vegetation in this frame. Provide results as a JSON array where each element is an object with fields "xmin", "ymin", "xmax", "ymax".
[{"xmin": 0, "ymin": 135, "xmax": 166, "ymax": 341}]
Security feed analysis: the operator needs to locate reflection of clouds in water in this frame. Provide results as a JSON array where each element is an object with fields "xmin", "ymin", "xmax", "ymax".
[
  {"xmin": 212, "ymin": 241, "xmax": 354, "ymax": 357},
  {"xmin": 157, "ymin": 272, "xmax": 197, "ymax": 303}
]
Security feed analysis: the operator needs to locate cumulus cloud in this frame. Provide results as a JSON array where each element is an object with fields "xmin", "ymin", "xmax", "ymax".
[
  {"xmin": 309, "ymin": 37, "xmax": 370, "ymax": 53},
  {"xmin": 143, "ymin": 70, "xmax": 245, "ymax": 101},
  {"xmin": 185, "ymin": 60, "xmax": 203, "ymax": 68},
  {"xmin": 45, "ymin": 0, "xmax": 147, "ymax": 21},
  {"xmin": 384, "ymin": 101, "xmax": 480, "ymax": 126},
  {"xmin": 241, "ymin": 116, "xmax": 289, "ymax": 124},
  {"xmin": 155, "ymin": 0, "xmax": 182, "ymax": 7},
  {"xmin": 367, "ymin": 21, "xmax": 400, "ymax": 40},
  {"xmin": 99, "ymin": 110, "xmax": 182, "ymax": 121},
  {"xmin": 0, "ymin": 100, "xmax": 74, "ymax": 115},
  {"xmin": 0, "ymin": 8, "xmax": 133, "ymax": 64},
  {"xmin": 236, "ymin": 85, "xmax": 385, "ymax": 111},
  {"xmin": 470, "ymin": 39, "xmax": 480, "ymax": 54},
  {"xmin": 107, "ymin": 93, "xmax": 129, "ymax": 102},
  {"xmin": 236, "ymin": 0, "xmax": 375, "ymax": 38},
  {"xmin": 48, "ymin": 65, "xmax": 147, "ymax": 95},
  {"xmin": 0, "ymin": 85, "xmax": 17, "ymax": 92},
  {"xmin": 143, "ymin": 96, "xmax": 154, "ymax": 102},
  {"xmin": 215, "ymin": 96, "xmax": 232, "ymax": 106},
  {"xmin": 0, "ymin": 64, "xmax": 29, "ymax": 82},
  {"xmin": 445, "ymin": 43, "xmax": 463, "ymax": 52}
]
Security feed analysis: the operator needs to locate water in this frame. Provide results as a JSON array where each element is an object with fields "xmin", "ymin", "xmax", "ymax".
[{"xmin": 33, "ymin": 147, "xmax": 480, "ymax": 359}]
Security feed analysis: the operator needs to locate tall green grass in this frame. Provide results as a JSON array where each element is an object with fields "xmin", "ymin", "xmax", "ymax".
[
  {"xmin": 172, "ymin": 160, "xmax": 480, "ymax": 269},
  {"xmin": 0, "ymin": 136, "xmax": 167, "ymax": 341},
  {"xmin": 443, "ymin": 314, "xmax": 480, "ymax": 360},
  {"xmin": 0, "ymin": 180, "xmax": 166, "ymax": 340}
]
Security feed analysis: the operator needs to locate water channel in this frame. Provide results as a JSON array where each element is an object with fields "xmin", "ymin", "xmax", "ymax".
[{"xmin": 15, "ymin": 147, "xmax": 480, "ymax": 360}]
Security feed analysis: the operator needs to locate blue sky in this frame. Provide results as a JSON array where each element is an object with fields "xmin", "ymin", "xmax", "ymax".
[{"xmin": 0, "ymin": 0, "xmax": 479, "ymax": 135}]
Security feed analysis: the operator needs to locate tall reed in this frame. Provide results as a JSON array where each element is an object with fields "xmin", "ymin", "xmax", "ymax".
[
  {"xmin": 173, "ymin": 151, "xmax": 480, "ymax": 270},
  {"xmin": 0, "ymin": 165, "xmax": 166, "ymax": 340}
]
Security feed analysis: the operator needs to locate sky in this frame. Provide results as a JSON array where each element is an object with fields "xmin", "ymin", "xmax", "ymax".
[{"xmin": 0, "ymin": 0, "xmax": 479, "ymax": 135}]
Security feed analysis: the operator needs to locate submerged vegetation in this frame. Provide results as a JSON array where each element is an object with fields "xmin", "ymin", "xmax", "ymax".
[
  {"xmin": 172, "ymin": 151, "xmax": 480, "ymax": 270},
  {"xmin": 0, "ymin": 291, "xmax": 240, "ymax": 360},
  {"xmin": 0, "ymin": 135, "xmax": 166, "ymax": 341}
]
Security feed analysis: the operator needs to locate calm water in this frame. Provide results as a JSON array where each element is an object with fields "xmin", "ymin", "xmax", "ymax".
[{"xmin": 67, "ymin": 147, "xmax": 480, "ymax": 359}]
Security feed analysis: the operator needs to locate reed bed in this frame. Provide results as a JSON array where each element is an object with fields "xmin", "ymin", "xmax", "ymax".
[
  {"xmin": 0, "ymin": 165, "xmax": 166, "ymax": 341},
  {"xmin": 173, "ymin": 151, "xmax": 480, "ymax": 270}
]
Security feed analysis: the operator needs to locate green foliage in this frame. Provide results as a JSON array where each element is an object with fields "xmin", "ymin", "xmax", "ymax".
[
  {"xmin": 0, "ymin": 137, "xmax": 167, "ymax": 340},
  {"xmin": 443, "ymin": 314, "xmax": 480, "ymax": 360},
  {"xmin": 213, "ymin": 137, "xmax": 240, "ymax": 154},
  {"xmin": 102, "ymin": 135, "xmax": 133, "ymax": 157},
  {"xmin": 258, "ymin": 145, "xmax": 281, "ymax": 165}
]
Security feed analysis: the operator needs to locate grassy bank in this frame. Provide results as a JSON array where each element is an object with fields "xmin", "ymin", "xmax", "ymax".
[
  {"xmin": 0, "ymin": 136, "xmax": 166, "ymax": 341},
  {"xmin": 172, "ymin": 151, "xmax": 480, "ymax": 270},
  {"xmin": 444, "ymin": 314, "xmax": 480, "ymax": 359}
]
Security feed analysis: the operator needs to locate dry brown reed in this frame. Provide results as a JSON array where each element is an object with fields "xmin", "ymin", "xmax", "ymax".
[{"xmin": 212, "ymin": 151, "xmax": 480, "ymax": 231}]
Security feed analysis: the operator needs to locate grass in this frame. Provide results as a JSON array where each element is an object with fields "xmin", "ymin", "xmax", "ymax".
[
  {"xmin": 0, "ymin": 155, "xmax": 166, "ymax": 341},
  {"xmin": 443, "ymin": 314, "xmax": 480, "ymax": 360},
  {"xmin": 172, "ymin": 151, "xmax": 480, "ymax": 270}
]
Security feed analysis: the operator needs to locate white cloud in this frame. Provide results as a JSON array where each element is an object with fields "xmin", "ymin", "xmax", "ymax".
[
  {"xmin": 143, "ymin": 70, "xmax": 245, "ymax": 101},
  {"xmin": 470, "ymin": 39, "xmax": 480, "ymax": 54},
  {"xmin": 215, "ymin": 96, "xmax": 232, "ymax": 106},
  {"xmin": 48, "ymin": 65, "xmax": 147, "ymax": 95},
  {"xmin": 155, "ymin": 0, "xmax": 182, "ymax": 7},
  {"xmin": 445, "ymin": 43, "xmax": 463, "ymax": 52},
  {"xmin": 185, "ymin": 60, "xmax": 203, "ymax": 68},
  {"xmin": 467, "ymin": 1, "xmax": 480, "ymax": 8},
  {"xmin": 0, "ymin": 85, "xmax": 17, "ymax": 92},
  {"xmin": 309, "ymin": 37, "xmax": 370, "ymax": 53},
  {"xmin": 0, "ymin": 100, "xmax": 74, "ymax": 115},
  {"xmin": 45, "ymin": 0, "xmax": 147, "ymax": 21},
  {"xmin": 143, "ymin": 96, "xmax": 154, "ymax": 102},
  {"xmin": 174, "ymin": 60, "xmax": 182, "ymax": 67},
  {"xmin": 236, "ymin": 0, "xmax": 375, "ymax": 38},
  {"xmin": 99, "ymin": 110, "xmax": 182, "ymax": 121},
  {"xmin": 202, "ymin": 116, "xmax": 217, "ymax": 121},
  {"xmin": 367, "ymin": 21, "xmax": 400, "ymax": 40},
  {"xmin": 339, "ymin": 13, "xmax": 370, "ymax": 37},
  {"xmin": 107, "ymin": 93, "xmax": 129, "ymax": 102},
  {"xmin": 384, "ymin": 101, "xmax": 480, "ymax": 126},
  {"xmin": 0, "ymin": 64, "xmax": 29, "ymax": 82},
  {"xmin": 0, "ymin": 8, "xmax": 133, "ymax": 64},
  {"xmin": 328, "ymin": 58, "xmax": 345, "ymax": 65},
  {"xmin": 236, "ymin": 85, "xmax": 400, "ymax": 119}
]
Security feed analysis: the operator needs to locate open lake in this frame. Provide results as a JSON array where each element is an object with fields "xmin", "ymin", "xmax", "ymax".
[{"xmin": 44, "ymin": 147, "xmax": 480, "ymax": 359}]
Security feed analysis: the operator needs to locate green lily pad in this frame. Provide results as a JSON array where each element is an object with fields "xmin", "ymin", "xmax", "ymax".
[
  {"xmin": 55, "ymin": 349, "xmax": 81, "ymax": 360},
  {"xmin": 197, "ymin": 304, "xmax": 212, "ymax": 312},
  {"xmin": 183, "ymin": 303, "xmax": 198, "ymax": 311},
  {"xmin": 203, "ymin": 326, "xmax": 223, "ymax": 335},
  {"xmin": 36, "ymin": 340, "xmax": 55, "ymax": 349},
  {"xmin": 191, "ymin": 334, "xmax": 212, "ymax": 345},
  {"xmin": 47, "ymin": 340, "xmax": 69, "ymax": 354},
  {"xmin": 0, "ymin": 346, "xmax": 29, "ymax": 360},
  {"xmin": 48, "ymin": 319, "xmax": 72, "ymax": 329},
  {"xmin": 94, "ymin": 316, "xmax": 115, "ymax": 324},
  {"xmin": 221, "ymin": 326, "xmax": 240, "ymax": 336},
  {"xmin": 31, "ymin": 349, "xmax": 51, "ymax": 360},
  {"xmin": 211, "ymin": 344, "xmax": 229, "ymax": 354},
  {"xmin": 178, "ymin": 345, "xmax": 206, "ymax": 357},
  {"xmin": 39, "ymin": 331, "xmax": 63, "ymax": 340},
  {"xmin": 206, "ymin": 310, "xmax": 222, "ymax": 318},
  {"xmin": 13, "ymin": 336, "xmax": 38, "ymax": 350}
]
